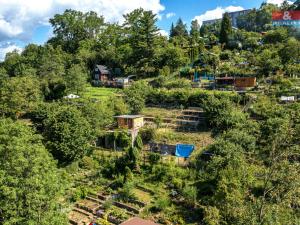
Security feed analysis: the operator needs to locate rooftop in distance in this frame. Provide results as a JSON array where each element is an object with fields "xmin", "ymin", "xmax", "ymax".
[
  {"xmin": 120, "ymin": 217, "xmax": 160, "ymax": 225},
  {"xmin": 114, "ymin": 115, "xmax": 144, "ymax": 119}
]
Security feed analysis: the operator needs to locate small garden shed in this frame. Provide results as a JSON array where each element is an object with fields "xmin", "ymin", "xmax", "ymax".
[
  {"xmin": 115, "ymin": 115, "xmax": 144, "ymax": 130},
  {"xmin": 94, "ymin": 65, "xmax": 111, "ymax": 82}
]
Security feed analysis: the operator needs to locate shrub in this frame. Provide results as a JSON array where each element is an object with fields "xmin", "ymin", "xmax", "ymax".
[
  {"xmin": 182, "ymin": 185, "xmax": 197, "ymax": 206},
  {"xmin": 134, "ymin": 134, "xmax": 143, "ymax": 150},
  {"xmin": 79, "ymin": 156, "xmax": 97, "ymax": 170},
  {"xmin": 103, "ymin": 199, "xmax": 113, "ymax": 211},
  {"xmin": 71, "ymin": 186, "xmax": 90, "ymax": 202},
  {"xmin": 139, "ymin": 128, "xmax": 156, "ymax": 144},
  {"xmin": 151, "ymin": 196, "xmax": 171, "ymax": 212},
  {"xmin": 151, "ymin": 164, "xmax": 171, "ymax": 182},
  {"xmin": 154, "ymin": 116, "xmax": 163, "ymax": 128},
  {"xmin": 148, "ymin": 152, "xmax": 161, "ymax": 167},
  {"xmin": 117, "ymin": 182, "xmax": 137, "ymax": 202}
]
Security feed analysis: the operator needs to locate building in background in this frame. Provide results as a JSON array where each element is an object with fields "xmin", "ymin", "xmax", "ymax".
[
  {"xmin": 228, "ymin": 9, "xmax": 251, "ymax": 27},
  {"xmin": 202, "ymin": 18, "xmax": 222, "ymax": 26},
  {"xmin": 94, "ymin": 65, "xmax": 112, "ymax": 82},
  {"xmin": 202, "ymin": 9, "xmax": 251, "ymax": 27}
]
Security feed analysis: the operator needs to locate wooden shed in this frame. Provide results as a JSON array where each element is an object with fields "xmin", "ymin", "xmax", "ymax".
[
  {"xmin": 94, "ymin": 65, "xmax": 111, "ymax": 82},
  {"xmin": 215, "ymin": 77, "xmax": 235, "ymax": 86},
  {"xmin": 115, "ymin": 115, "xmax": 144, "ymax": 130},
  {"xmin": 234, "ymin": 77, "xmax": 256, "ymax": 88}
]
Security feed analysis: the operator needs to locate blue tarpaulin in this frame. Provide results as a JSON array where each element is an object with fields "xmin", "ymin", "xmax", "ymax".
[{"xmin": 175, "ymin": 144, "xmax": 195, "ymax": 158}]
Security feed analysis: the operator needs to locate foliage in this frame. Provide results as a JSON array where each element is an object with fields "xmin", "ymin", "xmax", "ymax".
[
  {"xmin": 220, "ymin": 13, "xmax": 232, "ymax": 46},
  {"xmin": 202, "ymin": 95, "xmax": 247, "ymax": 134},
  {"xmin": 71, "ymin": 186, "xmax": 90, "ymax": 202},
  {"xmin": 263, "ymin": 27, "xmax": 289, "ymax": 44},
  {"xmin": 123, "ymin": 8, "xmax": 159, "ymax": 76},
  {"xmin": 182, "ymin": 185, "xmax": 197, "ymax": 206},
  {"xmin": 43, "ymin": 105, "xmax": 93, "ymax": 164},
  {"xmin": 139, "ymin": 127, "xmax": 156, "ymax": 144},
  {"xmin": 124, "ymin": 81, "xmax": 150, "ymax": 114},
  {"xmin": 148, "ymin": 152, "xmax": 161, "ymax": 167},
  {"xmin": 117, "ymin": 182, "xmax": 137, "ymax": 202},
  {"xmin": 0, "ymin": 119, "xmax": 67, "ymax": 224},
  {"xmin": 151, "ymin": 195, "xmax": 171, "ymax": 212},
  {"xmin": 49, "ymin": 10, "xmax": 105, "ymax": 53},
  {"xmin": 64, "ymin": 64, "xmax": 88, "ymax": 94},
  {"xmin": 0, "ymin": 76, "xmax": 41, "ymax": 118}
]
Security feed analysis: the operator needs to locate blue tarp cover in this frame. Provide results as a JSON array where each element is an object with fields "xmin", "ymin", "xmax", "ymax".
[{"xmin": 175, "ymin": 144, "xmax": 195, "ymax": 158}]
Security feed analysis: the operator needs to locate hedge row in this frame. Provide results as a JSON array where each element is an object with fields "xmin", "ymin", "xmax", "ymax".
[{"xmin": 146, "ymin": 88, "xmax": 241, "ymax": 108}]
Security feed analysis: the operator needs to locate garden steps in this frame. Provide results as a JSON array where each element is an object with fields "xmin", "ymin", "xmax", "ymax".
[
  {"xmin": 68, "ymin": 207, "xmax": 92, "ymax": 225},
  {"xmin": 76, "ymin": 199, "xmax": 101, "ymax": 214},
  {"xmin": 86, "ymin": 195, "xmax": 105, "ymax": 205}
]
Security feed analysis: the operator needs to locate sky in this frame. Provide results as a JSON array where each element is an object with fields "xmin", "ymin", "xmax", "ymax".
[{"xmin": 0, "ymin": 0, "xmax": 292, "ymax": 60}]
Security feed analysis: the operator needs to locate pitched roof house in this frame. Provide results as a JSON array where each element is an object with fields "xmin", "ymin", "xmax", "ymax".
[{"xmin": 94, "ymin": 65, "xmax": 111, "ymax": 81}]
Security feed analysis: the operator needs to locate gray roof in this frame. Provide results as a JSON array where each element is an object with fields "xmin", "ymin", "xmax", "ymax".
[
  {"xmin": 96, "ymin": 65, "xmax": 110, "ymax": 74},
  {"xmin": 115, "ymin": 115, "xmax": 144, "ymax": 119}
]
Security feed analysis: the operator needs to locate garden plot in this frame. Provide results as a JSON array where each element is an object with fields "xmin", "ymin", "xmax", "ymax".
[{"xmin": 68, "ymin": 191, "xmax": 147, "ymax": 225}]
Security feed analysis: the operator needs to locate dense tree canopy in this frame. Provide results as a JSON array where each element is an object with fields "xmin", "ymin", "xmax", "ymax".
[
  {"xmin": 0, "ymin": 119, "xmax": 67, "ymax": 225},
  {"xmin": 42, "ymin": 105, "xmax": 93, "ymax": 164},
  {"xmin": 0, "ymin": 4, "xmax": 299, "ymax": 225}
]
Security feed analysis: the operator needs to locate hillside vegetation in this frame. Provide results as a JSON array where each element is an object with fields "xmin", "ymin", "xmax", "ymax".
[{"xmin": 0, "ymin": 1, "xmax": 300, "ymax": 225}]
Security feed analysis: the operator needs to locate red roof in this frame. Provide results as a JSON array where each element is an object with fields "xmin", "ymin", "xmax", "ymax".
[{"xmin": 120, "ymin": 217, "xmax": 160, "ymax": 225}]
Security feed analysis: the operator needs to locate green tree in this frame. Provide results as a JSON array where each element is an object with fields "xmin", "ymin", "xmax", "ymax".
[
  {"xmin": 0, "ymin": 76, "xmax": 41, "ymax": 118},
  {"xmin": 156, "ymin": 44, "xmax": 188, "ymax": 72},
  {"xmin": 190, "ymin": 20, "xmax": 201, "ymax": 43},
  {"xmin": 202, "ymin": 95, "xmax": 246, "ymax": 134},
  {"xmin": 65, "ymin": 64, "xmax": 87, "ymax": 94},
  {"xmin": 263, "ymin": 27, "xmax": 289, "ymax": 44},
  {"xmin": 171, "ymin": 18, "xmax": 189, "ymax": 38},
  {"xmin": 170, "ymin": 22, "xmax": 175, "ymax": 37},
  {"xmin": 124, "ymin": 81, "xmax": 150, "ymax": 114},
  {"xmin": 49, "ymin": 10, "xmax": 104, "ymax": 52},
  {"xmin": 220, "ymin": 13, "xmax": 232, "ymax": 46},
  {"xmin": 0, "ymin": 119, "xmax": 67, "ymax": 225},
  {"xmin": 256, "ymin": 49, "xmax": 282, "ymax": 76},
  {"xmin": 123, "ymin": 8, "xmax": 159, "ymax": 76},
  {"xmin": 254, "ymin": 117, "xmax": 300, "ymax": 224},
  {"xmin": 196, "ymin": 139, "xmax": 254, "ymax": 224},
  {"xmin": 43, "ymin": 105, "xmax": 93, "ymax": 164},
  {"xmin": 279, "ymin": 37, "xmax": 300, "ymax": 65}
]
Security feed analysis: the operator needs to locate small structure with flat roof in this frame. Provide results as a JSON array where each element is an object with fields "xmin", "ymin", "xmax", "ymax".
[
  {"xmin": 115, "ymin": 115, "xmax": 144, "ymax": 130},
  {"xmin": 114, "ymin": 115, "xmax": 145, "ymax": 147},
  {"xmin": 120, "ymin": 217, "xmax": 160, "ymax": 225}
]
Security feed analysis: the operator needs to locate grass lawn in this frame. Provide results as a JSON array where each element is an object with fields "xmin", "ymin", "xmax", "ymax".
[
  {"xmin": 154, "ymin": 128, "xmax": 214, "ymax": 153},
  {"xmin": 133, "ymin": 188, "xmax": 152, "ymax": 203},
  {"xmin": 142, "ymin": 107, "xmax": 180, "ymax": 118},
  {"xmin": 83, "ymin": 86, "xmax": 121, "ymax": 101}
]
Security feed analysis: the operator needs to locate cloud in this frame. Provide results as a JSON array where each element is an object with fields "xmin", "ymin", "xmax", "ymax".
[
  {"xmin": 166, "ymin": 12, "xmax": 176, "ymax": 19},
  {"xmin": 0, "ymin": 42, "xmax": 23, "ymax": 61},
  {"xmin": 0, "ymin": 0, "xmax": 165, "ymax": 42},
  {"xmin": 194, "ymin": 5, "xmax": 244, "ymax": 26},
  {"xmin": 159, "ymin": 29, "xmax": 169, "ymax": 37}
]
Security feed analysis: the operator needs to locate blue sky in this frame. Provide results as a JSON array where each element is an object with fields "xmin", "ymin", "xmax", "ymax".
[
  {"xmin": 157, "ymin": 0, "xmax": 264, "ymax": 31},
  {"xmin": 0, "ymin": 0, "xmax": 289, "ymax": 60}
]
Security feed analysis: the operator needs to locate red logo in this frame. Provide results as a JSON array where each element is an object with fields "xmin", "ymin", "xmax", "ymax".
[{"xmin": 272, "ymin": 11, "xmax": 300, "ymax": 20}]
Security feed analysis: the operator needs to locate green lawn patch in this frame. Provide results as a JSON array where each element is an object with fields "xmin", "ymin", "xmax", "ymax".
[
  {"xmin": 83, "ymin": 86, "xmax": 121, "ymax": 101},
  {"xmin": 133, "ymin": 188, "xmax": 152, "ymax": 203}
]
